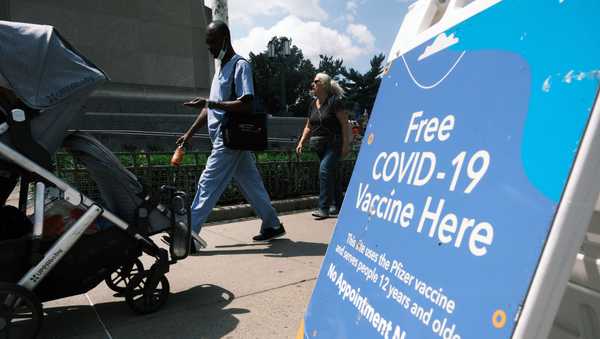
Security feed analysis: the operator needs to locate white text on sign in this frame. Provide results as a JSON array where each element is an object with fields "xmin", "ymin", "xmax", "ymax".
[{"xmin": 357, "ymin": 110, "xmax": 495, "ymax": 257}]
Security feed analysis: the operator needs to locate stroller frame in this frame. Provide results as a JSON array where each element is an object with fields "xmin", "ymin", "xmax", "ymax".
[
  {"xmin": 0, "ymin": 140, "xmax": 167, "ymax": 292},
  {"xmin": 0, "ymin": 135, "xmax": 193, "ymax": 338},
  {"xmin": 0, "ymin": 20, "xmax": 194, "ymax": 338}
]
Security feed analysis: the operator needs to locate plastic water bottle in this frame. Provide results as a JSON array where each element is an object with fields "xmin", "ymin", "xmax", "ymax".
[{"xmin": 170, "ymin": 145, "xmax": 185, "ymax": 167}]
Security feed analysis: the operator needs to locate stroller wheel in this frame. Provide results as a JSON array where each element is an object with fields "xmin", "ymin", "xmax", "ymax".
[
  {"xmin": 125, "ymin": 271, "xmax": 170, "ymax": 315},
  {"xmin": 0, "ymin": 283, "xmax": 43, "ymax": 339},
  {"xmin": 105, "ymin": 259, "xmax": 144, "ymax": 294}
]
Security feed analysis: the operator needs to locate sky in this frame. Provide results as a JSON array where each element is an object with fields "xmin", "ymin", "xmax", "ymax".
[{"xmin": 207, "ymin": 0, "xmax": 413, "ymax": 72}]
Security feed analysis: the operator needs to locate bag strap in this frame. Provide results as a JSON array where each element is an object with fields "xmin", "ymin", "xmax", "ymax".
[
  {"xmin": 228, "ymin": 57, "xmax": 259, "ymax": 115},
  {"xmin": 229, "ymin": 57, "xmax": 247, "ymax": 101}
]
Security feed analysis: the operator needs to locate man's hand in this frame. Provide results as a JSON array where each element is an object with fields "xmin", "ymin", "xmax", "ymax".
[
  {"xmin": 296, "ymin": 143, "xmax": 304, "ymax": 155},
  {"xmin": 176, "ymin": 133, "xmax": 190, "ymax": 147},
  {"xmin": 183, "ymin": 97, "xmax": 207, "ymax": 108}
]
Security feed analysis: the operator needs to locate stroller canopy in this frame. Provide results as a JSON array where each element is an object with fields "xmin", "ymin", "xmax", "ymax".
[{"xmin": 0, "ymin": 20, "xmax": 107, "ymax": 109}]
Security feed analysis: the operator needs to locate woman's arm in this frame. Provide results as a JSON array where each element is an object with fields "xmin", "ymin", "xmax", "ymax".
[
  {"xmin": 296, "ymin": 119, "xmax": 312, "ymax": 155},
  {"xmin": 336, "ymin": 109, "xmax": 351, "ymax": 157}
]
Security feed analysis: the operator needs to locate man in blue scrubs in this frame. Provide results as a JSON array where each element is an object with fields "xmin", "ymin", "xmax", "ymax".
[{"xmin": 178, "ymin": 21, "xmax": 285, "ymax": 252}]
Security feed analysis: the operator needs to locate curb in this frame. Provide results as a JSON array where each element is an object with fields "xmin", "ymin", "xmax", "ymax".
[{"xmin": 206, "ymin": 196, "xmax": 318, "ymax": 223}]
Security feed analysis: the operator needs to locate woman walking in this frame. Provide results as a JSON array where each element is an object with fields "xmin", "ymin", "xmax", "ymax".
[{"xmin": 296, "ymin": 73, "xmax": 350, "ymax": 220}]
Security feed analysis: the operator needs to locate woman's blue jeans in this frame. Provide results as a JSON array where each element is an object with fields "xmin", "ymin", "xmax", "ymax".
[{"xmin": 316, "ymin": 137, "xmax": 342, "ymax": 213}]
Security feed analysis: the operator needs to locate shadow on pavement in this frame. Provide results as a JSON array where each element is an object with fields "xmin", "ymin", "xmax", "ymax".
[
  {"xmin": 39, "ymin": 284, "xmax": 247, "ymax": 339},
  {"xmin": 205, "ymin": 238, "xmax": 328, "ymax": 258}
]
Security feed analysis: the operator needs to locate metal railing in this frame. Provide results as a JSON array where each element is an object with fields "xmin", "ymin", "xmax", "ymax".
[{"xmin": 54, "ymin": 150, "xmax": 358, "ymax": 206}]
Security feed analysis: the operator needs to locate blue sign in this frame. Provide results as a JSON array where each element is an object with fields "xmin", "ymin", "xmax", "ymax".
[{"xmin": 302, "ymin": 1, "xmax": 600, "ymax": 338}]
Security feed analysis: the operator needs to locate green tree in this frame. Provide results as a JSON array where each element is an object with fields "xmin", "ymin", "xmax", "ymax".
[
  {"xmin": 317, "ymin": 55, "xmax": 345, "ymax": 81},
  {"xmin": 249, "ymin": 37, "xmax": 315, "ymax": 117},
  {"xmin": 342, "ymin": 53, "xmax": 385, "ymax": 116},
  {"xmin": 250, "ymin": 38, "xmax": 384, "ymax": 119},
  {"xmin": 289, "ymin": 54, "xmax": 347, "ymax": 117},
  {"xmin": 289, "ymin": 58, "xmax": 318, "ymax": 117}
]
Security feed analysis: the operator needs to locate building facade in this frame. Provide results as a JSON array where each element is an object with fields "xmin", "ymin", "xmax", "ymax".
[{"xmin": 0, "ymin": 0, "xmax": 305, "ymax": 151}]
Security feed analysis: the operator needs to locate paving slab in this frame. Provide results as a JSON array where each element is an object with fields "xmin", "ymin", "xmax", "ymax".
[
  {"xmin": 34, "ymin": 211, "xmax": 337, "ymax": 339},
  {"xmin": 102, "ymin": 280, "xmax": 317, "ymax": 339},
  {"xmin": 41, "ymin": 294, "xmax": 107, "ymax": 339}
]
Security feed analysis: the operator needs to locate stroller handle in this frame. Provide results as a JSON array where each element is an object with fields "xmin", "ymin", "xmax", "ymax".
[{"xmin": 0, "ymin": 141, "xmax": 129, "ymax": 230}]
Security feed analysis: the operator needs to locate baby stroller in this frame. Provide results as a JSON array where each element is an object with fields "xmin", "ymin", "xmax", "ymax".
[{"xmin": 0, "ymin": 21, "xmax": 193, "ymax": 338}]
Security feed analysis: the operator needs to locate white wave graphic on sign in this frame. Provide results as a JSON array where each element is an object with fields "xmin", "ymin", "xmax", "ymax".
[
  {"xmin": 418, "ymin": 33, "xmax": 460, "ymax": 61},
  {"xmin": 402, "ymin": 51, "xmax": 466, "ymax": 90},
  {"xmin": 399, "ymin": 32, "xmax": 465, "ymax": 90}
]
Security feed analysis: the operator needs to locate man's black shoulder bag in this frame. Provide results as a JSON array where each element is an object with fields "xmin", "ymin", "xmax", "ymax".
[{"xmin": 222, "ymin": 58, "xmax": 268, "ymax": 151}]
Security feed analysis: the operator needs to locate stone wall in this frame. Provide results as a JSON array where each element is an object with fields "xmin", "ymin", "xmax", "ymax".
[
  {"xmin": 0, "ymin": 0, "xmax": 213, "ymax": 91},
  {"xmin": 82, "ymin": 116, "xmax": 307, "ymax": 152}
]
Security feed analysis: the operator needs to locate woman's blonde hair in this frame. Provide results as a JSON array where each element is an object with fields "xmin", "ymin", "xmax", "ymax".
[{"xmin": 315, "ymin": 72, "xmax": 345, "ymax": 98}]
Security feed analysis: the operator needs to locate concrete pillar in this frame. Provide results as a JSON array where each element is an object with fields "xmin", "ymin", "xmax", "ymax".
[{"xmin": 211, "ymin": 0, "xmax": 228, "ymax": 24}]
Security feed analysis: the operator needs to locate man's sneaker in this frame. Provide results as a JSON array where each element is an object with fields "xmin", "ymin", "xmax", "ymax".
[
  {"xmin": 328, "ymin": 206, "xmax": 339, "ymax": 216},
  {"xmin": 191, "ymin": 232, "xmax": 208, "ymax": 249},
  {"xmin": 163, "ymin": 233, "xmax": 207, "ymax": 255},
  {"xmin": 252, "ymin": 224, "xmax": 286, "ymax": 242},
  {"xmin": 188, "ymin": 233, "xmax": 208, "ymax": 255},
  {"xmin": 189, "ymin": 238, "xmax": 204, "ymax": 255},
  {"xmin": 311, "ymin": 209, "xmax": 329, "ymax": 220}
]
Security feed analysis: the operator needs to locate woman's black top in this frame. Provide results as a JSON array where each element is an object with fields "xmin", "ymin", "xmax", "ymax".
[{"xmin": 308, "ymin": 96, "xmax": 343, "ymax": 137}]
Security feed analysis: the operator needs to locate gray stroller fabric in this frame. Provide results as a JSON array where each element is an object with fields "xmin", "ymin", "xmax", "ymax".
[
  {"xmin": 63, "ymin": 132, "xmax": 144, "ymax": 225},
  {"xmin": 0, "ymin": 21, "xmax": 107, "ymax": 156},
  {"xmin": 0, "ymin": 20, "xmax": 107, "ymax": 109}
]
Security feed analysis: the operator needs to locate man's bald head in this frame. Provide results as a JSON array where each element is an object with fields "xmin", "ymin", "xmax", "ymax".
[
  {"xmin": 207, "ymin": 20, "xmax": 230, "ymax": 40},
  {"xmin": 205, "ymin": 20, "xmax": 233, "ymax": 60}
]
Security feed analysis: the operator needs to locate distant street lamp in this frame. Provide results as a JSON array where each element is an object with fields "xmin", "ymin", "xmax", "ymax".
[{"xmin": 267, "ymin": 38, "xmax": 291, "ymax": 116}]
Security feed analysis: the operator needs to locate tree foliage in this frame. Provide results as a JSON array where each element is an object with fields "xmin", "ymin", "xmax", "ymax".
[
  {"xmin": 317, "ymin": 55, "xmax": 345, "ymax": 82},
  {"xmin": 341, "ymin": 53, "xmax": 385, "ymax": 118},
  {"xmin": 249, "ymin": 37, "xmax": 384, "ymax": 118},
  {"xmin": 249, "ymin": 37, "xmax": 315, "ymax": 116}
]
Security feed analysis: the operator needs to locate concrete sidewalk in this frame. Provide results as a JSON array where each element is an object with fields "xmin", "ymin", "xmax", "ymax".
[{"xmin": 38, "ymin": 211, "xmax": 336, "ymax": 339}]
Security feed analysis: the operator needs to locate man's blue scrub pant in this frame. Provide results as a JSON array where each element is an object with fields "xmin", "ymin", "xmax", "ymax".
[{"xmin": 190, "ymin": 146, "xmax": 280, "ymax": 235}]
